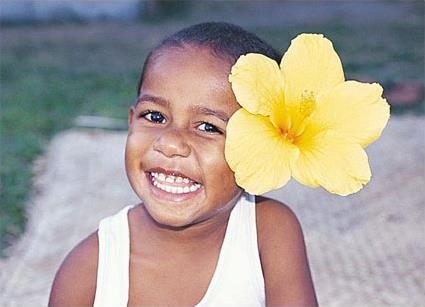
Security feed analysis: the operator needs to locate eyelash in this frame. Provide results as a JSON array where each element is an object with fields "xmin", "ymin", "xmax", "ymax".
[{"xmin": 138, "ymin": 110, "xmax": 223, "ymax": 135}]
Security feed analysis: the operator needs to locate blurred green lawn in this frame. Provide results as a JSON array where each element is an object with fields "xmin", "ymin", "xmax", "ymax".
[{"xmin": 1, "ymin": 2, "xmax": 424, "ymax": 255}]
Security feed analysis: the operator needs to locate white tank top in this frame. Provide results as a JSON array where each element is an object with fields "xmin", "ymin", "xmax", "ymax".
[{"xmin": 93, "ymin": 193, "xmax": 265, "ymax": 307}]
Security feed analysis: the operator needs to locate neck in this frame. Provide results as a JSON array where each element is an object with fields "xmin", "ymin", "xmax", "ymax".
[{"xmin": 134, "ymin": 192, "xmax": 242, "ymax": 253}]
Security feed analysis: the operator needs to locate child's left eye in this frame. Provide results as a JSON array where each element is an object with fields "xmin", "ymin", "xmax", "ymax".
[{"xmin": 197, "ymin": 122, "xmax": 222, "ymax": 134}]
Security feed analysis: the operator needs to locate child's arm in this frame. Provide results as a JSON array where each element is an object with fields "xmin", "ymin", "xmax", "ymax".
[
  {"xmin": 257, "ymin": 197, "xmax": 319, "ymax": 307},
  {"xmin": 48, "ymin": 231, "xmax": 99, "ymax": 307}
]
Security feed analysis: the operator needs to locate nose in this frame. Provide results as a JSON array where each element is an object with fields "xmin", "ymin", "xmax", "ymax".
[{"xmin": 153, "ymin": 128, "xmax": 191, "ymax": 158}]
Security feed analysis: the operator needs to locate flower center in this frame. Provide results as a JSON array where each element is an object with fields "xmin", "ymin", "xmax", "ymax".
[
  {"xmin": 279, "ymin": 127, "xmax": 297, "ymax": 143},
  {"xmin": 279, "ymin": 89, "xmax": 316, "ymax": 144}
]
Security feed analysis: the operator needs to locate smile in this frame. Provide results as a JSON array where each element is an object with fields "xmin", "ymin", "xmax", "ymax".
[{"xmin": 148, "ymin": 171, "xmax": 202, "ymax": 195}]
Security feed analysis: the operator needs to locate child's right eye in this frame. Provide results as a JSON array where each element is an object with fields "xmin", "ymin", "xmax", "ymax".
[{"xmin": 140, "ymin": 111, "xmax": 166, "ymax": 124}]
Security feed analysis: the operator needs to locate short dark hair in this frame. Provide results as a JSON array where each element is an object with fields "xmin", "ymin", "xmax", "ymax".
[{"xmin": 137, "ymin": 22, "xmax": 280, "ymax": 94}]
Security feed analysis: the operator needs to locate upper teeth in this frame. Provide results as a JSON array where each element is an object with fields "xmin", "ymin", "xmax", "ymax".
[
  {"xmin": 153, "ymin": 172, "xmax": 191, "ymax": 184},
  {"xmin": 150, "ymin": 172, "xmax": 201, "ymax": 194}
]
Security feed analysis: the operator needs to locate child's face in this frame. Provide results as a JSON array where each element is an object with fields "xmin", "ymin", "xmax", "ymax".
[{"xmin": 125, "ymin": 45, "xmax": 243, "ymax": 228}]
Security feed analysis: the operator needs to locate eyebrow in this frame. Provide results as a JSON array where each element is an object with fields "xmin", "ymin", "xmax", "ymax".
[
  {"xmin": 136, "ymin": 94, "xmax": 170, "ymax": 107},
  {"xmin": 191, "ymin": 106, "xmax": 229, "ymax": 123}
]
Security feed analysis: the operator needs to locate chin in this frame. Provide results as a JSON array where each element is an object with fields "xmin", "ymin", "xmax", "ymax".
[{"xmin": 145, "ymin": 204, "xmax": 201, "ymax": 229}]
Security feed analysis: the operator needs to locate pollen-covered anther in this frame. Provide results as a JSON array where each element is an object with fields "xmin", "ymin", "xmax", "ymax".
[{"xmin": 300, "ymin": 90, "xmax": 316, "ymax": 117}]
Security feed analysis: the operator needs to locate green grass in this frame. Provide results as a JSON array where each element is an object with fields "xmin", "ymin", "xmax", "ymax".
[
  {"xmin": 1, "ymin": 2, "xmax": 424, "ymax": 256},
  {"xmin": 0, "ymin": 24, "xmax": 149, "ymax": 253}
]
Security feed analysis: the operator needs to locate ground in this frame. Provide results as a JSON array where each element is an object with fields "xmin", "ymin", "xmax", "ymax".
[{"xmin": 0, "ymin": 115, "xmax": 424, "ymax": 307}]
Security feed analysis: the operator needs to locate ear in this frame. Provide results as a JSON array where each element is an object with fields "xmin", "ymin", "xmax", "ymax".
[{"xmin": 128, "ymin": 106, "xmax": 135, "ymax": 128}]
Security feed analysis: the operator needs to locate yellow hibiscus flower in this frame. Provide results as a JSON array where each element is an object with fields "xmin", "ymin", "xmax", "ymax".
[{"xmin": 225, "ymin": 33, "xmax": 390, "ymax": 196}]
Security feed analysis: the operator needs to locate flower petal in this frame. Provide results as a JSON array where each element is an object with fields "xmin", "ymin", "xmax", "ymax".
[
  {"xmin": 309, "ymin": 80, "xmax": 390, "ymax": 147},
  {"xmin": 281, "ymin": 33, "xmax": 344, "ymax": 107},
  {"xmin": 291, "ymin": 130, "xmax": 371, "ymax": 196},
  {"xmin": 225, "ymin": 109, "xmax": 298, "ymax": 195},
  {"xmin": 229, "ymin": 53, "xmax": 284, "ymax": 118}
]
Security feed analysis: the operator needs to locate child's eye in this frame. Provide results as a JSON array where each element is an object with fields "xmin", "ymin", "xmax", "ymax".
[
  {"xmin": 140, "ymin": 111, "xmax": 166, "ymax": 124},
  {"xmin": 197, "ymin": 122, "xmax": 222, "ymax": 134}
]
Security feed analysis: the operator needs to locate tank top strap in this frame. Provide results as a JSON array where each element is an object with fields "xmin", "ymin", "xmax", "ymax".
[
  {"xmin": 93, "ymin": 205, "xmax": 133, "ymax": 307},
  {"xmin": 236, "ymin": 193, "xmax": 265, "ymax": 298}
]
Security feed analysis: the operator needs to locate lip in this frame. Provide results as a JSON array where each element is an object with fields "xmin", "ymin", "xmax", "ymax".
[{"xmin": 145, "ymin": 171, "xmax": 203, "ymax": 202}]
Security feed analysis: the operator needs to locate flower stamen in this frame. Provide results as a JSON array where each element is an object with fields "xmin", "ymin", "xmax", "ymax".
[{"xmin": 300, "ymin": 90, "xmax": 316, "ymax": 117}]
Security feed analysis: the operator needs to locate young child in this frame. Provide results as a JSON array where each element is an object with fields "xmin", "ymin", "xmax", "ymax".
[{"xmin": 48, "ymin": 22, "xmax": 319, "ymax": 307}]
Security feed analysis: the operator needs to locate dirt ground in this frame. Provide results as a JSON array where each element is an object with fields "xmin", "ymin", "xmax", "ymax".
[{"xmin": 0, "ymin": 115, "xmax": 424, "ymax": 307}]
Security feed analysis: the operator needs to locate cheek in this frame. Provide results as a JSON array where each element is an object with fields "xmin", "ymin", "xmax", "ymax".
[
  {"xmin": 197, "ymin": 138, "xmax": 238, "ymax": 190},
  {"xmin": 125, "ymin": 132, "xmax": 150, "ymax": 172}
]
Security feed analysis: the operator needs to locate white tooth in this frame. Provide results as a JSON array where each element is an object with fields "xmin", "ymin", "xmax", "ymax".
[
  {"xmin": 177, "ymin": 187, "xmax": 183, "ymax": 194},
  {"xmin": 183, "ymin": 186, "xmax": 190, "ymax": 193},
  {"xmin": 165, "ymin": 186, "xmax": 172, "ymax": 193},
  {"xmin": 189, "ymin": 185, "xmax": 197, "ymax": 192},
  {"xmin": 171, "ymin": 186, "xmax": 178, "ymax": 193},
  {"xmin": 183, "ymin": 178, "xmax": 190, "ymax": 184},
  {"xmin": 153, "ymin": 180, "xmax": 158, "ymax": 186},
  {"xmin": 176, "ymin": 176, "xmax": 183, "ymax": 183},
  {"xmin": 158, "ymin": 173, "xmax": 166, "ymax": 181},
  {"xmin": 165, "ymin": 176, "xmax": 174, "ymax": 183}
]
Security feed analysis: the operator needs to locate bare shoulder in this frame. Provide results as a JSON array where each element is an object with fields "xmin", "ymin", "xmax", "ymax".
[
  {"xmin": 255, "ymin": 196, "xmax": 318, "ymax": 306},
  {"xmin": 48, "ymin": 231, "xmax": 99, "ymax": 307},
  {"xmin": 255, "ymin": 195, "xmax": 302, "ymax": 249}
]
